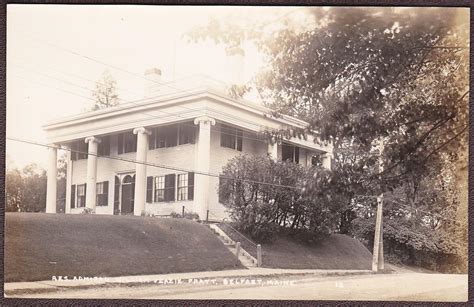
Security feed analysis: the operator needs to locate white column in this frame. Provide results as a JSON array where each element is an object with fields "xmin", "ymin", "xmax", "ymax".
[
  {"xmin": 267, "ymin": 141, "xmax": 279, "ymax": 160},
  {"xmin": 85, "ymin": 137, "xmax": 101, "ymax": 212},
  {"xmin": 65, "ymin": 149, "xmax": 73, "ymax": 214},
  {"xmin": 133, "ymin": 127, "xmax": 151, "ymax": 216},
  {"xmin": 194, "ymin": 116, "xmax": 216, "ymax": 220},
  {"xmin": 322, "ymin": 152, "xmax": 332, "ymax": 170},
  {"xmin": 46, "ymin": 145, "xmax": 58, "ymax": 213}
]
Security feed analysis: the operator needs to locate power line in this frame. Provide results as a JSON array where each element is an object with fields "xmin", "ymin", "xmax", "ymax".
[
  {"xmin": 11, "ymin": 69, "xmax": 312, "ymax": 147},
  {"xmin": 7, "ymin": 136, "xmax": 301, "ymax": 190},
  {"xmin": 19, "ymin": 31, "xmax": 309, "ymax": 134}
]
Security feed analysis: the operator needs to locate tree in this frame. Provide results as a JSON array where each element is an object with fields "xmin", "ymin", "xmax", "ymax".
[
  {"xmin": 91, "ymin": 70, "xmax": 119, "ymax": 110},
  {"xmin": 219, "ymin": 155, "xmax": 342, "ymax": 242},
  {"xmin": 189, "ymin": 7, "xmax": 468, "ymax": 269},
  {"xmin": 6, "ymin": 168, "xmax": 23, "ymax": 212}
]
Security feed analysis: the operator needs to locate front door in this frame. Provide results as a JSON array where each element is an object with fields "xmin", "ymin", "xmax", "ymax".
[{"xmin": 121, "ymin": 174, "xmax": 135, "ymax": 214}]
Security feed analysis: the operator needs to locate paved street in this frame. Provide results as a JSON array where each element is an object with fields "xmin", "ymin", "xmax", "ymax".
[{"xmin": 7, "ymin": 272, "xmax": 467, "ymax": 302}]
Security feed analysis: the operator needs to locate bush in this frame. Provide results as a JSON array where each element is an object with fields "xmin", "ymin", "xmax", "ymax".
[
  {"xmin": 351, "ymin": 217, "xmax": 467, "ymax": 273},
  {"xmin": 81, "ymin": 208, "xmax": 94, "ymax": 214},
  {"xmin": 170, "ymin": 211, "xmax": 200, "ymax": 221},
  {"xmin": 219, "ymin": 155, "xmax": 342, "ymax": 242}
]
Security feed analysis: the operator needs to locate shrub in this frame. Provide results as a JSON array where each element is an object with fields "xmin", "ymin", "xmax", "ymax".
[
  {"xmin": 170, "ymin": 211, "xmax": 200, "ymax": 221},
  {"xmin": 219, "ymin": 154, "xmax": 341, "ymax": 242},
  {"xmin": 82, "ymin": 208, "xmax": 94, "ymax": 214}
]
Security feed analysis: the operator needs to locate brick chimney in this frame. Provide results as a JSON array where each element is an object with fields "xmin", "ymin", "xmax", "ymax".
[{"xmin": 144, "ymin": 67, "xmax": 162, "ymax": 98}]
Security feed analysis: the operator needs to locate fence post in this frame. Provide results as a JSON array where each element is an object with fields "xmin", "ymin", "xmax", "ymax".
[
  {"xmin": 235, "ymin": 242, "xmax": 241, "ymax": 257},
  {"xmin": 206, "ymin": 210, "xmax": 209, "ymax": 223},
  {"xmin": 257, "ymin": 244, "xmax": 262, "ymax": 267},
  {"xmin": 182, "ymin": 206, "xmax": 185, "ymax": 218}
]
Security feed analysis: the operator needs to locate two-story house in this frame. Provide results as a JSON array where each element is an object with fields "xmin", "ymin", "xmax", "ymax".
[{"xmin": 43, "ymin": 72, "xmax": 333, "ymax": 220}]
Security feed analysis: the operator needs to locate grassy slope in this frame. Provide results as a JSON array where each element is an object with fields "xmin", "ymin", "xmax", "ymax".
[
  {"xmin": 260, "ymin": 234, "xmax": 372, "ymax": 270},
  {"xmin": 220, "ymin": 224, "xmax": 372, "ymax": 270},
  {"xmin": 5, "ymin": 213, "xmax": 243, "ymax": 282}
]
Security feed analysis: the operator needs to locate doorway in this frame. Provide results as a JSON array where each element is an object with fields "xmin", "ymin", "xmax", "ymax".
[{"xmin": 120, "ymin": 174, "xmax": 135, "ymax": 215}]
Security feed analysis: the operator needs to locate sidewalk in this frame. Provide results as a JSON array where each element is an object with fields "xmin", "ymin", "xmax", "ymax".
[{"xmin": 5, "ymin": 268, "xmax": 372, "ymax": 295}]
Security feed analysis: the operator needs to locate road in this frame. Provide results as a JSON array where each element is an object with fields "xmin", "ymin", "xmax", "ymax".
[{"xmin": 8, "ymin": 273, "xmax": 468, "ymax": 302}]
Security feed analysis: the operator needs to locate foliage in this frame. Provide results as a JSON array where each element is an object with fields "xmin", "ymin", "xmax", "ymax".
[
  {"xmin": 6, "ymin": 164, "xmax": 47, "ymax": 212},
  {"xmin": 189, "ymin": 7, "xmax": 468, "ymax": 270},
  {"xmin": 81, "ymin": 207, "xmax": 94, "ymax": 214},
  {"xmin": 170, "ymin": 211, "xmax": 200, "ymax": 220},
  {"xmin": 219, "ymin": 155, "xmax": 342, "ymax": 242},
  {"xmin": 92, "ymin": 69, "xmax": 119, "ymax": 110},
  {"xmin": 6, "ymin": 158, "xmax": 67, "ymax": 213}
]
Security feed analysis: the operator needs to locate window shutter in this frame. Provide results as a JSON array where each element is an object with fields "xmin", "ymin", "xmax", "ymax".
[
  {"xmin": 188, "ymin": 172, "xmax": 194, "ymax": 200},
  {"xmin": 103, "ymin": 181, "xmax": 109, "ymax": 206},
  {"xmin": 117, "ymin": 134, "xmax": 123, "ymax": 154},
  {"xmin": 295, "ymin": 147, "xmax": 300, "ymax": 164},
  {"xmin": 71, "ymin": 184, "xmax": 76, "ymax": 209},
  {"xmin": 165, "ymin": 174, "xmax": 176, "ymax": 202},
  {"xmin": 146, "ymin": 176, "xmax": 153, "ymax": 203},
  {"xmin": 84, "ymin": 183, "xmax": 87, "ymax": 201}
]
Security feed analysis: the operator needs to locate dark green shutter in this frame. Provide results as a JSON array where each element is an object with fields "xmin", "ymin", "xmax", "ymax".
[
  {"xmin": 103, "ymin": 181, "xmax": 109, "ymax": 206},
  {"xmin": 71, "ymin": 184, "xmax": 76, "ymax": 208},
  {"xmin": 117, "ymin": 134, "xmax": 123, "ymax": 154},
  {"xmin": 165, "ymin": 174, "xmax": 176, "ymax": 201},
  {"xmin": 146, "ymin": 176, "xmax": 153, "ymax": 203},
  {"xmin": 84, "ymin": 184, "xmax": 87, "ymax": 205},
  {"xmin": 295, "ymin": 147, "xmax": 300, "ymax": 163},
  {"xmin": 188, "ymin": 172, "xmax": 194, "ymax": 200}
]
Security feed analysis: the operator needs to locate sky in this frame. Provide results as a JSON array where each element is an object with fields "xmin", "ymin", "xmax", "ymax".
[{"xmin": 6, "ymin": 5, "xmax": 308, "ymax": 170}]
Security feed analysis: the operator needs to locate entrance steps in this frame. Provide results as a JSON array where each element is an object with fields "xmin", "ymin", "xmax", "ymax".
[{"xmin": 205, "ymin": 223, "xmax": 258, "ymax": 268}]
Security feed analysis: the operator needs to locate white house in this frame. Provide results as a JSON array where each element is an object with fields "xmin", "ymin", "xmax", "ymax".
[{"xmin": 43, "ymin": 71, "xmax": 333, "ymax": 220}]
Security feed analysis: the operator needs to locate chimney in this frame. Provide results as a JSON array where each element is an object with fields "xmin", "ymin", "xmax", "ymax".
[
  {"xmin": 144, "ymin": 67, "xmax": 162, "ymax": 98},
  {"xmin": 225, "ymin": 45, "xmax": 245, "ymax": 86}
]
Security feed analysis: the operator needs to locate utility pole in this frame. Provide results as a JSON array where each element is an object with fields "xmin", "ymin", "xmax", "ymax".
[{"xmin": 372, "ymin": 138, "xmax": 384, "ymax": 272}]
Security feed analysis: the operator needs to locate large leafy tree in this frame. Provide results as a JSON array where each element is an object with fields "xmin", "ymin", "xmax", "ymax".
[{"xmin": 189, "ymin": 7, "xmax": 469, "ymax": 269}]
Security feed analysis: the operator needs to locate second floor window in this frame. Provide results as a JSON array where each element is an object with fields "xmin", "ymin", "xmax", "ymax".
[
  {"xmin": 70, "ymin": 140, "xmax": 88, "ymax": 161},
  {"xmin": 282, "ymin": 144, "xmax": 300, "ymax": 163},
  {"xmin": 220, "ymin": 124, "xmax": 243, "ymax": 151},
  {"xmin": 149, "ymin": 123, "xmax": 195, "ymax": 150},
  {"xmin": 98, "ymin": 136, "xmax": 111, "ymax": 156},
  {"xmin": 118, "ymin": 132, "xmax": 137, "ymax": 154}
]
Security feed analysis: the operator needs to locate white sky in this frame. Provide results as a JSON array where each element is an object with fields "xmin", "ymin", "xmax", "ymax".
[{"xmin": 7, "ymin": 5, "xmax": 305, "ymax": 170}]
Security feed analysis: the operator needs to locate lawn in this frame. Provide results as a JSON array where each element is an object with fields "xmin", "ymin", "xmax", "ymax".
[
  {"xmin": 220, "ymin": 224, "xmax": 372, "ymax": 270},
  {"xmin": 5, "ymin": 213, "xmax": 244, "ymax": 282}
]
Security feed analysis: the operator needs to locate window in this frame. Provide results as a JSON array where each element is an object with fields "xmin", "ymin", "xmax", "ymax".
[
  {"xmin": 96, "ymin": 181, "xmax": 109, "ymax": 206},
  {"xmin": 146, "ymin": 172, "xmax": 194, "ymax": 202},
  {"xmin": 281, "ymin": 144, "xmax": 299, "ymax": 163},
  {"xmin": 311, "ymin": 155, "xmax": 322, "ymax": 167},
  {"xmin": 70, "ymin": 141, "xmax": 88, "ymax": 161},
  {"xmin": 154, "ymin": 176, "xmax": 166, "ymax": 202},
  {"xmin": 178, "ymin": 124, "xmax": 195, "ymax": 145},
  {"xmin": 149, "ymin": 123, "xmax": 195, "ymax": 150},
  {"xmin": 177, "ymin": 173, "xmax": 189, "ymax": 201},
  {"xmin": 98, "ymin": 136, "xmax": 111, "ymax": 156},
  {"xmin": 220, "ymin": 124, "xmax": 243, "ymax": 151},
  {"xmin": 118, "ymin": 132, "xmax": 137, "ymax": 154},
  {"xmin": 76, "ymin": 184, "xmax": 86, "ymax": 208}
]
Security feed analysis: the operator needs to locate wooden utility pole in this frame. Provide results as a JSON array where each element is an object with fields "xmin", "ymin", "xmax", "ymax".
[{"xmin": 372, "ymin": 139, "xmax": 384, "ymax": 272}]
